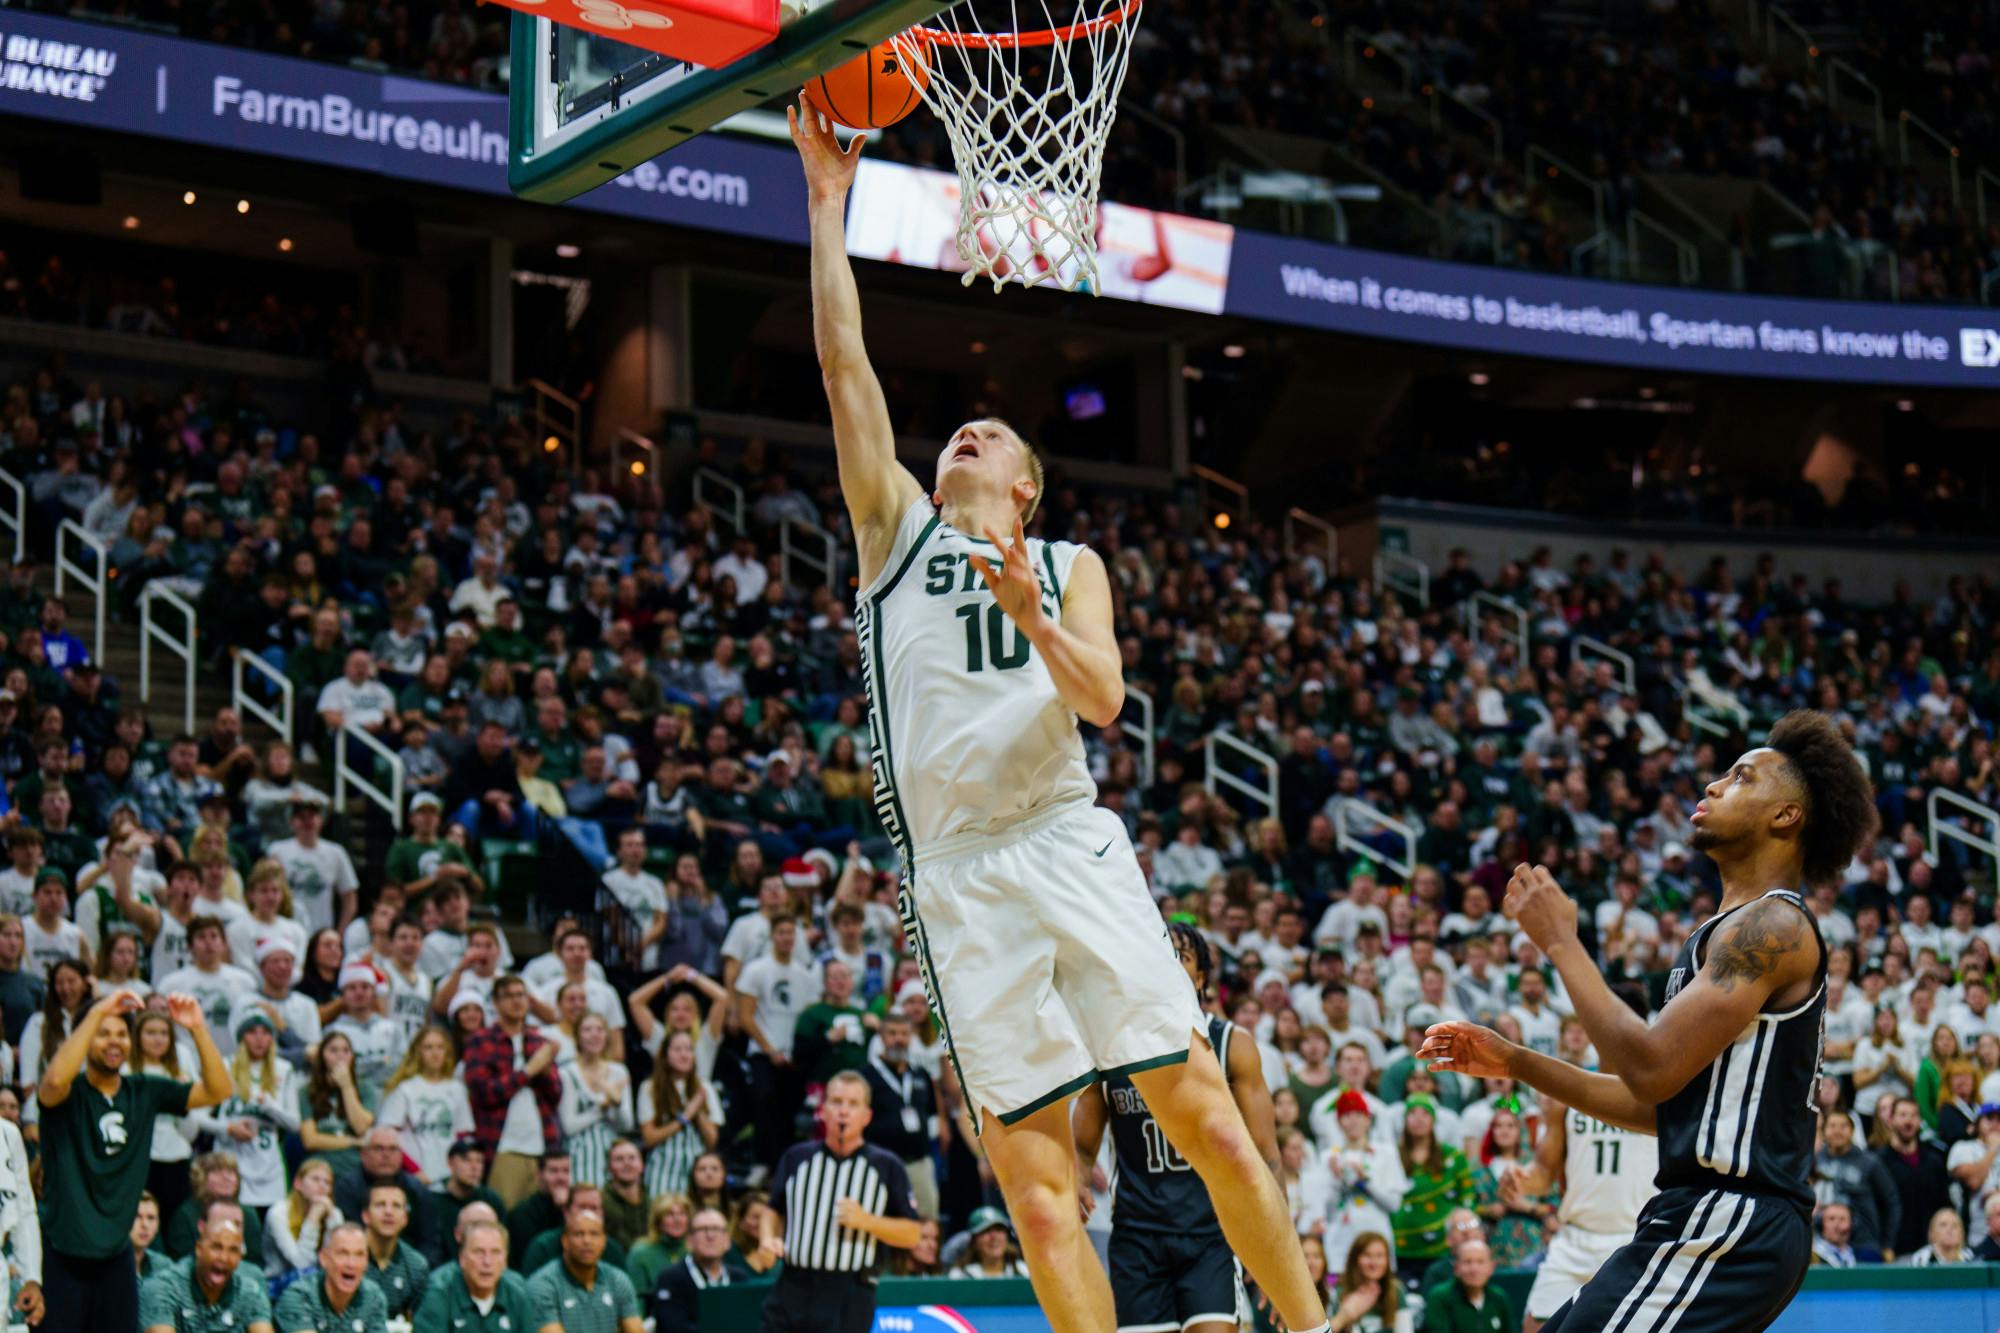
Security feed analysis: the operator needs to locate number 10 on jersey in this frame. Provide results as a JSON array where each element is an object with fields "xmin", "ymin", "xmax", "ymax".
[{"xmin": 955, "ymin": 603, "xmax": 1031, "ymax": 672}]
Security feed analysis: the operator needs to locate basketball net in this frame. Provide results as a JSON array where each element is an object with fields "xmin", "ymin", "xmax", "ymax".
[{"xmin": 895, "ymin": 0, "xmax": 1141, "ymax": 294}]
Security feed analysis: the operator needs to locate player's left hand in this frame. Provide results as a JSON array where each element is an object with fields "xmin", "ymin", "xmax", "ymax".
[
  {"xmin": 163, "ymin": 993, "xmax": 206, "ymax": 1030},
  {"xmin": 1417, "ymin": 1020, "xmax": 1517, "ymax": 1080},
  {"xmin": 14, "ymin": 1280, "xmax": 40, "ymax": 1326},
  {"xmin": 1504, "ymin": 862, "xmax": 1579, "ymax": 952},
  {"xmin": 969, "ymin": 517, "xmax": 1047, "ymax": 635}
]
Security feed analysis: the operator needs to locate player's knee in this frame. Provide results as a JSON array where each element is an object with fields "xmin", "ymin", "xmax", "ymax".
[
  {"xmin": 1005, "ymin": 1182, "xmax": 1080, "ymax": 1254},
  {"xmin": 1171, "ymin": 1102, "xmax": 1259, "ymax": 1174}
]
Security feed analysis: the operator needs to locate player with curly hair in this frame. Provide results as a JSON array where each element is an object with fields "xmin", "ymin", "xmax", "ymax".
[{"xmin": 1420, "ymin": 710, "xmax": 1876, "ymax": 1332}]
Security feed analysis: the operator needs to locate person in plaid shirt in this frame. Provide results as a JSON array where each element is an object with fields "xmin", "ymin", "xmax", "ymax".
[{"xmin": 462, "ymin": 974, "xmax": 564, "ymax": 1211}]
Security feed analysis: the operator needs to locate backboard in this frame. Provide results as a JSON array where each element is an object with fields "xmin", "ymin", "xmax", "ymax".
[{"xmin": 508, "ymin": 0, "xmax": 955, "ymax": 204}]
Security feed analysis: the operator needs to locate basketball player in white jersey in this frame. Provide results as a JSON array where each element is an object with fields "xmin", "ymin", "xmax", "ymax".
[
  {"xmin": 792, "ymin": 98, "xmax": 1328, "ymax": 1333},
  {"xmin": 1512, "ymin": 1089, "xmax": 1658, "ymax": 1332}
]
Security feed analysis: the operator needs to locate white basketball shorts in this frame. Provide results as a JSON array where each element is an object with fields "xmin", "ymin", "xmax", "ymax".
[
  {"xmin": 900, "ymin": 799, "xmax": 1206, "ymax": 1129},
  {"xmin": 1528, "ymin": 1225, "xmax": 1634, "ymax": 1319}
]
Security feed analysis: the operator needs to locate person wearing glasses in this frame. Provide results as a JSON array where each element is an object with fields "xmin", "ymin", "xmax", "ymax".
[{"xmin": 652, "ymin": 1207, "xmax": 749, "ymax": 1333}]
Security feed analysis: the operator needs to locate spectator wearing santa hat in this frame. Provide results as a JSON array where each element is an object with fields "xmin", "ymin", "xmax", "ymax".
[
  {"xmin": 326, "ymin": 958, "xmax": 400, "ymax": 1103},
  {"xmin": 1320, "ymin": 1088, "xmax": 1408, "ymax": 1275},
  {"xmin": 228, "ymin": 934, "xmax": 321, "ymax": 1070}
]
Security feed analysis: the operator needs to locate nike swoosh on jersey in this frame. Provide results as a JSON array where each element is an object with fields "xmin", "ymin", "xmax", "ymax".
[{"xmin": 1093, "ymin": 840, "xmax": 1113, "ymax": 857}]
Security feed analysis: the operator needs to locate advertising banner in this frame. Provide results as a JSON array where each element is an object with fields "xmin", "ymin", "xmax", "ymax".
[{"xmin": 1225, "ymin": 231, "xmax": 2000, "ymax": 388}]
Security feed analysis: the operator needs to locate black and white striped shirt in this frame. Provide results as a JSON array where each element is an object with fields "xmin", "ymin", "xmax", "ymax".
[{"xmin": 770, "ymin": 1139, "xmax": 917, "ymax": 1273}]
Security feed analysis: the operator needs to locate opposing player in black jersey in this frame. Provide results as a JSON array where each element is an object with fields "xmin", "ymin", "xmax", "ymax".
[
  {"xmin": 1419, "ymin": 710, "xmax": 1875, "ymax": 1333},
  {"xmin": 1074, "ymin": 922, "xmax": 1278, "ymax": 1333}
]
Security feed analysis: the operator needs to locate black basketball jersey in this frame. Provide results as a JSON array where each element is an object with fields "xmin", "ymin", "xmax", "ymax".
[
  {"xmin": 1104, "ymin": 1015, "xmax": 1232, "ymax": 1235},
  {"xmin": 1654, "ymin": 888, "xmax": 1825, "ymax": 1215}
]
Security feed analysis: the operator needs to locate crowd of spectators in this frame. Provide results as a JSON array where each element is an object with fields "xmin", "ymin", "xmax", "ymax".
[{"xmin": 0, "ymin": 342, "xmax": 1996, "ymax": 1327}]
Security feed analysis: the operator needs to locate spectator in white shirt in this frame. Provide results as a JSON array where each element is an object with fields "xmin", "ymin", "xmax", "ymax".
[
  {"xmin": 317, "ymin": 650, "xmax": 398, "ymax": 738},
  {"xmin": 1438, "ymin": 884, "xmax": 1506, "ymax": 943},
  {"xmin": 1506, "ymin": 969, "xmax": 1561, "ymax": 1057},
  {"xmin": 1315, "ymin": 875, "xmax": 1390, "ymax": 950},
  {"xmin": 1594, "ymin": 874, "xmax": 1660, "ymax": 954},
  {"xmin": 1154, "ymin": 823, "xmax": 1224, "ymax": 896},
  {"xmin": 599, "ymin": 829, "xmax": 670, "ymax": 971},
  {"xmin": 1316, "ymin": 987, "xmax": 1385, "ymax": 1070},
  {"xmin": 448, "ymin": 551, "xmax": 510, "ymax": 628},
  {"xmin": 712, "ymin": 536, "xmax": 768, "ymax": 605},
  {"xmin": 267, "ymin": 799, "xmax": 360, "ymax": 936},
  {"xmin": 1948, "ymin": 977, "xmax": 2000, "ymax": 1048}
]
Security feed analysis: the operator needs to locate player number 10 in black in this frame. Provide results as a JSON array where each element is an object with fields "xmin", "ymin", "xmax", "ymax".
[
  {"xmin": 1594, "ymin": 1140, "xmax": 1621, "ymax": 1174},
  {"xmin": 1141, "ymin": 1118, "xmax": 1191, "ymax": 1173}
]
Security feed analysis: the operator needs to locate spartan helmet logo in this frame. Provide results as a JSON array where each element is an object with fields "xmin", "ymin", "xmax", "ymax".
[
  {"xmin": 98, "ymin": 1109, "xmax": 129, "ymax": 1150},
  {"xmin": 880, "ymin": 55, "xmax": 900, "ymax": 75}
]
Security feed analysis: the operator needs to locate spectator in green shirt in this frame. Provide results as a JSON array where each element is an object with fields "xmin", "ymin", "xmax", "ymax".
[
  {"xmin": 359, "ymin": 1180, "xmax": 431, "ymax": 1319},
  {"xmin": 45, "ymin": 991, "xmax": 233, "ymax": 1332},
  {"xmin": 525, "ymin": 1208, "xmax": 644, "ymax": 1333},
  {"xmin": 794, "ymin": 959, "xmax": 874, "ymax": 1083},
  {"xmin": 384, "ymin": 793, "xmax": 481, "ymax": 906},
  {"xmin": 274, "ymin": 1222, "xmax": 390, "ymax": 1333},
  {"xmin": 521, "ymin": 1186, "xmax": 632, "ymax": 1276},
  {"xmin": 436, "ymin": 1141, "xmax": 506, "ymax": 1257},
  {"xmin": 414, "ymin": 1217, "xmax": 534, "ymax": 1333},
  {"xmin": 139, "ymin": 1204, "xmax": 273, "ymax": 1333},
  {"xmin": 1424, "ymin": 1239, "xmax": 1518, "ymax": 1333},
  {"xmin": 1391, "ymin": 1095, "xmax": 1476, "ymax": 1287}
]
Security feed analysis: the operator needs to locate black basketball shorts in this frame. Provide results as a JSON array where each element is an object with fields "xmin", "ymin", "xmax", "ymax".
[
  {"xmin": 1108, "ymin": 1225, "xmax": 1243, "ymax": 1333},
  {"xmin": 1539, "ymin": 1184, "xmax": 1810, "ymax": 1333}
]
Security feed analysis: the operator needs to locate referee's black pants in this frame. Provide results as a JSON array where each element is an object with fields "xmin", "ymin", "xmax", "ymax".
[{"xmin": 759, "ymin": 1267, "xmax": 877, "ymax": 1333}]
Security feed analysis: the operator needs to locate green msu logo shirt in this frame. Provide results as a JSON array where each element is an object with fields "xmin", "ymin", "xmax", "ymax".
[{"xmin": 45, "ymin": 1074, "xmax": 193, "ymax": 1259}]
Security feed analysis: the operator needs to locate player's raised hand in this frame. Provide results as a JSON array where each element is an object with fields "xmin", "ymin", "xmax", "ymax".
[
  {"xmin": 969, "ymin": 517, "xmax": 1045, "ymax": 633},
  {"xmin": 789, "ymin": 91, "xmax": 866, "ymax": 202},
  {"xmin": 1504, "ymin": 862, "xmax": 1579, "ymax": 953},
  {"xmin": 1418, "ymin": 1020, "xmax": 1517, "ymax": 1081}
]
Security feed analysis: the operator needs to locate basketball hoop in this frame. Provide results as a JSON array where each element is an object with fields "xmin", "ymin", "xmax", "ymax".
[{"xmin": 893, "ymin": 0, "xmax": 1142, "ymax": 294}]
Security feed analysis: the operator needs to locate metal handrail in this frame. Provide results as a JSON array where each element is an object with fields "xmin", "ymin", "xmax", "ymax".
[
  {"xmin": 1282, "ymin": 507, "xmax": 1336, "ymax": 575},
  {"xmin": 1204, "ymin": 728, "xmax": 1278, "ymax": 819},
  {"xmin": 1573, "ymin": 635, "xmax": 1636, "ymax": 694},
  {"xmin": 1373, "ymin": 550, "xmax": 1430, "ymax": 608},
  {"xmin": 334, "ymin": 721, "xmax": 407, "ymax": 824},
  {"xmin": 1827, "ymin": 58, "xmax": 1884, "ymax": 144},
  {"xmin": 1569, "ymin": 230, "xmax": 1618, "ymax": 278},
  {"xmin": 1431, "ymin": 84, "xmax": 1504, "ymax": 164},
  {"xmin": 53, "ymin": 518, "xmax": 107, "ymax": 665},
  {"xmin": 1465, "ymin": 590, "xmax": 1528, "ymax": 666},
  {"xmin": 1527, "ymin": 144, "xmax": 1606, "ymax": 236},
  {"xmin": 139, "ymin": 584, "xmax": 198, "ymax": 735},
  {"xmin": 1899, "ymin": 110, "xmax": 1962, "ymax": 209},
  {"xmin": 1978, "ymin": 167, "xmax": 2000, "ymax": 230},
  {"xmin": 1191, "ymin": 465, "xmax": 1250, "ymax": 526},
  {"xmin": 1927, "ymin": 788, "xmax": 1999, "ymax": 873},
  {"xmin": 1333, "ymin": 796, "xmax": 1418, "ymax": 880},
  {"xmin": 692, "ymin": 467, "xmax": 745, "ymax": 534},
  {"xmin": 1342, "ymin": 26, "xmax": 1413, "ymax": 93},
  {"xmin": 1627, "ymin": 210, "xmax": 1699, "ymax": 286},
  {"xmin": 612, "ymin": 428, "xmax": 656, "ymax": 484},
  {"xmin": 1766, "ymin": 4, "xmax": 1819, "ymax": 64},
  {"xmin": 779, "ymin": 516, "xmax": 838, "ymax": 590},
  {"xmin": 0, "ymin": 469, "xmax": 22, "ymax": 564},
  {"xmin": 231, "ymin": 647, "xmax": 295, "ymax": 743},
  {"xmin": 1125, "ymin": 684, "xmax": 1156, "ymax": 789},
  {"xmin": 523, "ymin": 378, "xmax": 581, "ymax": 461},
  {"xmin": 1683, "ymin": 708, "xmax": 1731, "ymax": 740}
]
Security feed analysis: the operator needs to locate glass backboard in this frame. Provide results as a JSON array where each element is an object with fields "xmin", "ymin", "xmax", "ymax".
[{"xmin": 508, "ymin": 0, "xmax": 957, "ymax": 204}]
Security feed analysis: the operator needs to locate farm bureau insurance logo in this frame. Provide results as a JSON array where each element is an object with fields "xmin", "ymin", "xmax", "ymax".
[
  {"xmin": 1960, "ymin": 328, "xmax": 2000, "ymax": 368},
  {"xmin": 0, "ymin": 30, "xmax": 117, "ymax": 102}
]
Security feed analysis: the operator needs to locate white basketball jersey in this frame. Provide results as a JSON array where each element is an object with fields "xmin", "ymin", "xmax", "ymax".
[
  {"xmin": 1559, "ymin": 1106, "xmax": 1658, "ymax": 1234},
  {"xmin": 858, "ymin": 499, "xmax": 1096, "ymax": 856}
]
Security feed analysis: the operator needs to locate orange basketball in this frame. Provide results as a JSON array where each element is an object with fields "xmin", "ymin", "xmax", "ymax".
[{"xmin": 802, "ymin": 39, "xmax": 929, "ymax": 130}]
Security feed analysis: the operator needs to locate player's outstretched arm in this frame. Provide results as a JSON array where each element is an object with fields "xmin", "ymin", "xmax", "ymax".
[
  {"xmin": 970, "ymin": 535, "xmax": 1123, "ymax": 726},
  {"xmin": 789, "ymin": 94, "xmax": 924, "ymax": 584},
  {"xmin": 1507, "ymin": 864, "xmax": 1818, "ymax": 1107},
  {"xmin": 1418, "ymin": 1022, "xmax": 1656, "ymax": 1135}
]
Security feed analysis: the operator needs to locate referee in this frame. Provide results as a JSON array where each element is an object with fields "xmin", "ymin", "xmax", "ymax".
[{"xmin": 758, "ymin": 1070, "xmax": 922, "ymax": 1333}]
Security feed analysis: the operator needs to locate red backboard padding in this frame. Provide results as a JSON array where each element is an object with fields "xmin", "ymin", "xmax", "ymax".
[{"xmin": 501, "ymin": 0, "xmax": 779, "ymax": 70}]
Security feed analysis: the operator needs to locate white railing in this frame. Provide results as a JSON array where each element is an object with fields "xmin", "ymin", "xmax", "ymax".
[
  {"xmin": 1203, "ymin": 728, "xmax": 1278, "ymax": 819},
  {"xmin": 1899, "ymin": 110, "xmax": 1962, "ymax": 210},
  {"xmin": 333, "ymin": 722, "xmax": 406, "ymax": 824},
  {"xmin": 693, "ymin": 467, "xmax": 745, "ymax": 535},
  {"xmin": 1191, "ymin": 464, "xmax": 1249, "ymax": 528},
  {"xmin": 1282, "ymin": 507, "xmax": 1337, "ymax": 578},
  {"xmin": 0, "ymin": 468, "xmax": 22, "ymax": 564},
  {"xmin": 1465, "ymin": 590, "xmax": 1529, "ymax": 666},
  {"xmin": 1333, "ymin": 797, "xmax": 1419, "ymax": 880},
  {"xmin": 780, "ymin": 516, "xmax": 838, "ymax": 590},
  {"xmin": 1527, "ymin": 143, "xmax": 1607, "ymax": 237},
  {"xmin": 1573, "ymin": 635, "xmax": 1636, "ymax": 694},
  {"xmin": 53, "ymin": 518, "xmax": 108, "ymax": 665},
  {"xmin": 139, "ymin": 584, "xmax": 198, "ymax": 735},
  {"xmin": 1374, "ymin": 550, "xmax": 1430, "ymax": 608},
  {"xmin": 523, "ymin": 378, "xmax": 581, "ymax": 464},
  {"xmin": 1627, "ymin": 210, "xmax": 1699, "ymax": 285},
  {"xmin": 1683, "ymin": 706, "xmax": 1731, "ymax": 740},
  {"xmin": 1124, "ymin": 683, "xmax": 1156, "ymax": 789},
  {"xmin": 1928, "ymin": 788, "xmax": 1999, "ymax": 873},
  {"xmin": 231, "ymin": 647, "xmax": 295, "ymax": 743}
]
